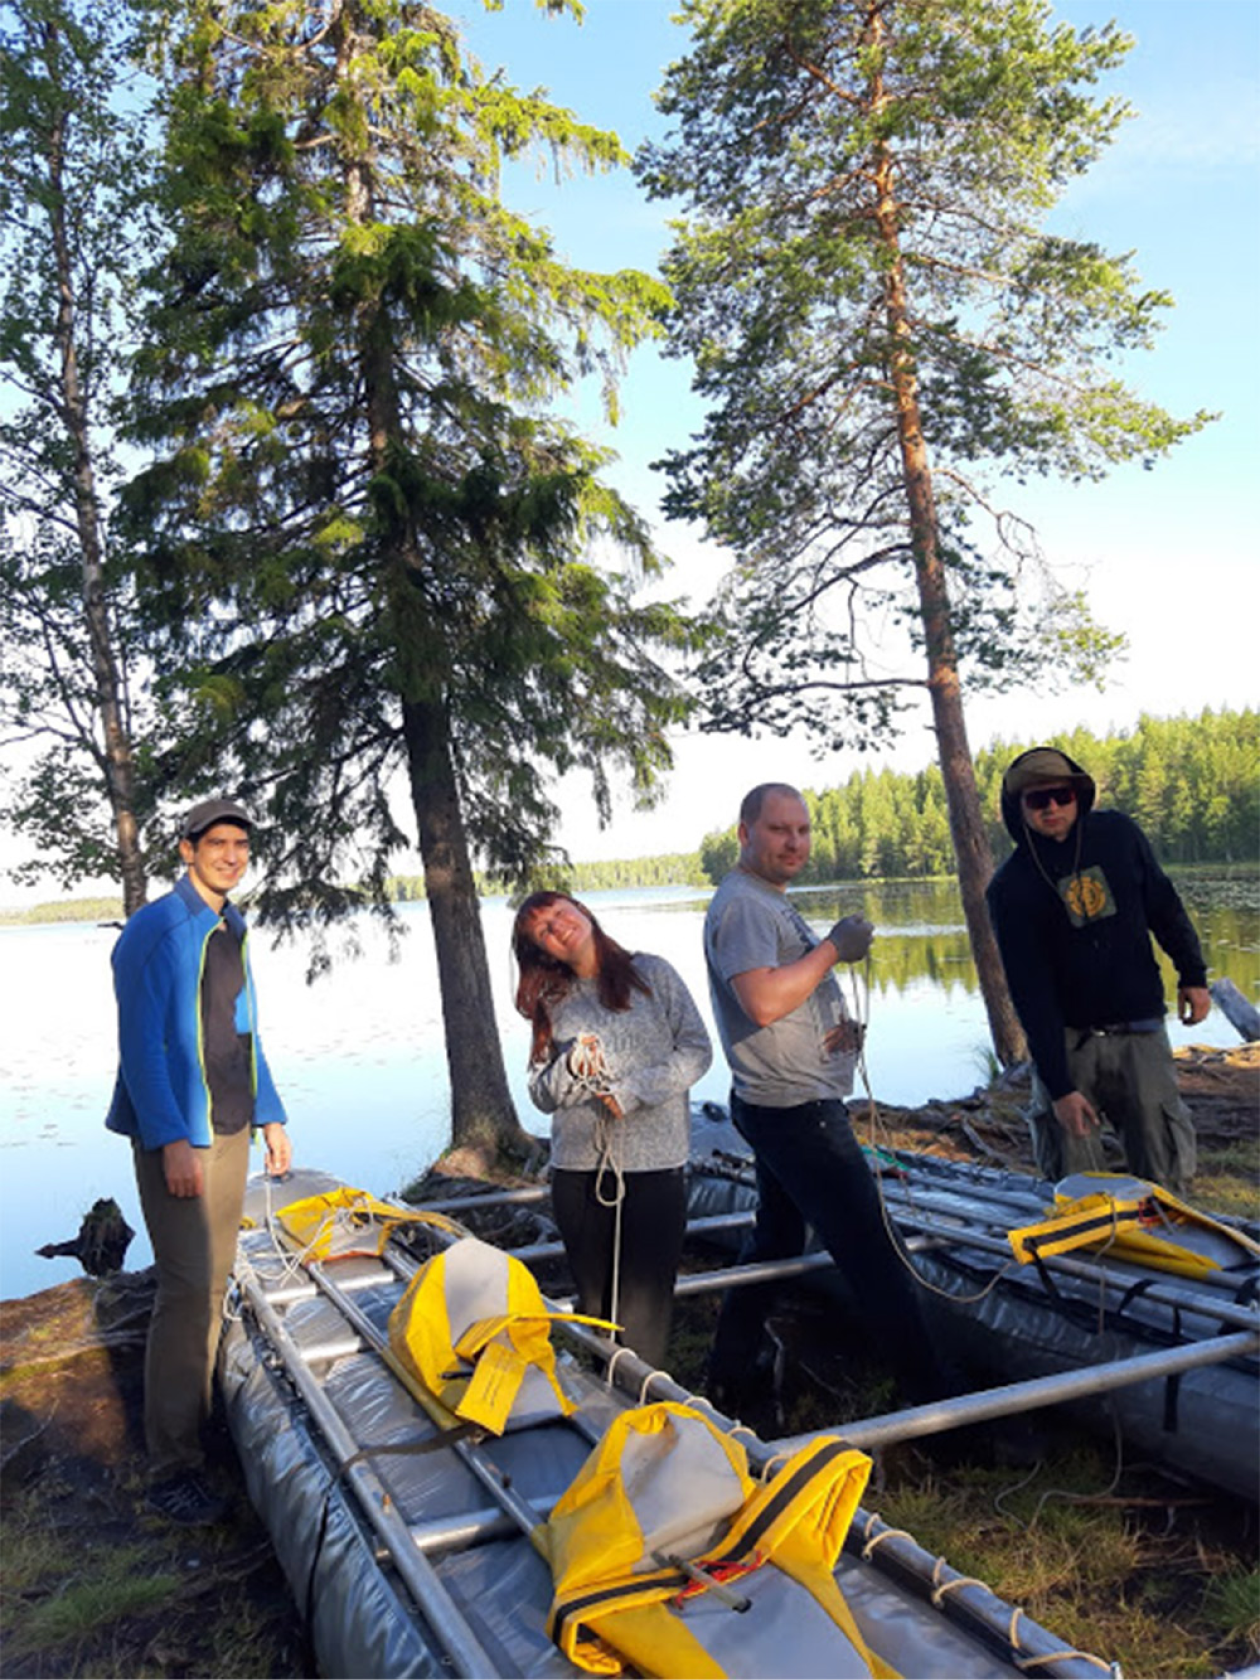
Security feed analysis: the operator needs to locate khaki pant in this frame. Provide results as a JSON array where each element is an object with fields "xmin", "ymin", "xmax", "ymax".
[
  {"xmin": 133, "ymin": 1127, "xmax": 251, "ymax": 1479},
  {"xmin": 1028, "ymin": 1024, "xmax": 1196, "ymax": 1196}
]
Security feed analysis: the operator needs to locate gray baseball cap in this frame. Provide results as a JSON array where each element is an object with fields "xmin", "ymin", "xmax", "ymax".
[{"xmin": 179, "ymin": 797, "xmax": 254, "ymax": 841}]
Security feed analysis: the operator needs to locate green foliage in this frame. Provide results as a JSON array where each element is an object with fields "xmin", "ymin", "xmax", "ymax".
[
  {"xmin": 697, "ymin": 708, "xmax": 1259, "ymax": 884},
  {"xmin": 0, "ymin": 0, "xmax": 162, "ymax": 903},
  {"xmin": 638, "ymin": 0, "xmax": 1213, "ymax": 747},
  {"xmin": 121, "ymin": 0, "xmax": 696, "ymax": 931}
]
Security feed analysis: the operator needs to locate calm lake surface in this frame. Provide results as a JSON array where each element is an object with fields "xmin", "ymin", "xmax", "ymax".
[{"xmin": 2, "ymin": 876, "xmax": 1254, "ymax": 1301}]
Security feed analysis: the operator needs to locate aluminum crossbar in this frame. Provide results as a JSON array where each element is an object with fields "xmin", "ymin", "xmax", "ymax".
[{"xmin": 771, "ymin": 1329, "xmax": 1260, "ymax": 1454}]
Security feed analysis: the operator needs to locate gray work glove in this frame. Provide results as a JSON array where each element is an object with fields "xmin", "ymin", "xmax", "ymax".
[{"xmin": 825, "ymin": 915, "xmax": 874, "ymax": 964}]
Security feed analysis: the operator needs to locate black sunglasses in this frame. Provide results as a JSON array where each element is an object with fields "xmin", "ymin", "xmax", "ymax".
[{"xmin": 1023, "ymin": 786, "xmax": 1077, "ymax": 811}]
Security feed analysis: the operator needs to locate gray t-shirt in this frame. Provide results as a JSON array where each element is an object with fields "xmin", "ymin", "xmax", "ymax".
[
  {"xmin": 704, "ymin": 869, "xmax": 855, "ymax": 1107},
  {"xmin": 527, "ymin": 953, "xmax": 712, "ymax": 1172}
]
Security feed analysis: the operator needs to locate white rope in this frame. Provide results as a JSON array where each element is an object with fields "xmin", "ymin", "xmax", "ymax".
[
  {"xmin": 569, "ymin": 1034, "xmax": 628, "ymax": 1362},
  {"xmin": 844, "ymin": 953, "xmax": 1019, "ymax": 1307}
]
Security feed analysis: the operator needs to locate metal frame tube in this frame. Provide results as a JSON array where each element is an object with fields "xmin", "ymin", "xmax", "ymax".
[
  {"xmin": 772, "ymin": 1330, "xmax": 1260, "ymax": 1453},
  {"xmin": 232, "ymin": 1251, "xmax": 500, "ymax": 1679}
]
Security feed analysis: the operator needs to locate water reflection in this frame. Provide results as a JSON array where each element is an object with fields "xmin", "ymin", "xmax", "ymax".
[{"xmin": 1, "ymin": 876, "xmax": 1252, "ymax": 1301}]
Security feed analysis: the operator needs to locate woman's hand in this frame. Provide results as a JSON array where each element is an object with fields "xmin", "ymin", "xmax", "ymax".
[{"xmin": 568, "ymin": 1034, "xmax": 610, "ymax": 1083}]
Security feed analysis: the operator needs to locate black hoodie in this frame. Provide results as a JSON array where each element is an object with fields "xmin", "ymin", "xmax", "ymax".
[{"xmin": 986, "ymin": 749, "xmax": 1207, "ymax": 1100}]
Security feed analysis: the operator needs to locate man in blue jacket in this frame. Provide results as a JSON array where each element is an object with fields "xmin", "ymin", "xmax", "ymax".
[
  {"xmin": 986, "ymin": 748, "xmax": 1209, "ymax": 1196},
  {"xmin": 107, "ymin": 797, "xmax": 291, "ymax": 1524}
]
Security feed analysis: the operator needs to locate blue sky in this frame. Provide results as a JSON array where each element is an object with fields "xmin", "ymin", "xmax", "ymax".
[{"xmin": 452, "ymin": 0, "xmax": 1260, "ymax": 860}]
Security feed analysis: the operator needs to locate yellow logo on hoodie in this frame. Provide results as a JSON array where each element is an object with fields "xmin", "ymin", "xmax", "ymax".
[{"xmin": 1059, "ymin": 866, "xmax": 1115, "ymax": 927}]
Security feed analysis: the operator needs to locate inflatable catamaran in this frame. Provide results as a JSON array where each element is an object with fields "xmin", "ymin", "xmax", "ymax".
[
  {"xmin": 684, "ymin": 1115, "xmax": 1260, "ymax": 1507},
  {"xmin": 222, "ymin": 1166, "xmax": 1123, "ymax": 1680}
]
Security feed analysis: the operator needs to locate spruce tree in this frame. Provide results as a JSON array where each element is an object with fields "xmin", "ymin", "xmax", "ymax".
[{"xmin": 126, "ymin": 0, "xmax": 691, "ymax": 1164}]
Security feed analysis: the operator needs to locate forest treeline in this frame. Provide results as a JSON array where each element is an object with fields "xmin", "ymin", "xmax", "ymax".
[
  {"xmin": 413, "ymin": 708, "xmax": 1256, "ymax": 898},
  {"xmin": 5, "ymin": 709, "xmax": 1252, "ymax": 921},
  {"xmin": 698, "ymin": 709, "xmax": 1257, "ymax": 885},
  {"xmin": 385, "ymin": 853, "xmax": 708, "ymax": 901}
]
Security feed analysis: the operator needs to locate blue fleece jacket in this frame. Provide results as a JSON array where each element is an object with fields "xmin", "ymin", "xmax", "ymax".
[{"xmin": 105, "ymin": 874, "xmax": 286, "ymax": 1150}]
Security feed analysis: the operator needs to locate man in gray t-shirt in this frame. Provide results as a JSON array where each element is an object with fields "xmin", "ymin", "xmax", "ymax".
[
  {"xmin": 705, "ymin": 866, "xmax": 857, "ymax": 1108},
  {"xmin": 703, "ymin": 783, "xmax": 947, "ymax": 1412}
]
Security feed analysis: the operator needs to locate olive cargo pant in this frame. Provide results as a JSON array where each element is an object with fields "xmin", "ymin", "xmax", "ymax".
[
  {"xmin": 133, "ymin": 1127, "xmax": 251, "ymax": 1480},
  {"xmin": 1029, "ymin": 1023, "xmax": 1196, "ymax": 1195}
]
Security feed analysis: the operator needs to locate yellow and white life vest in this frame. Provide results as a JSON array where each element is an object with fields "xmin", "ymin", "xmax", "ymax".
[
  {"xmin": 274, "ymin": 1184, "xmax": 464, "ymax": 1261},
  {"xmin": 388, "ymin": 1234, "xmax": 613, "ymax": 1436},
  {"xmin": 542, "ymin": 1401, "xmax": 895, "ymax": 1679},
  {"xmin": 1008, "ymin": 1172, "xmax": 1260, "ymax": 1280}
]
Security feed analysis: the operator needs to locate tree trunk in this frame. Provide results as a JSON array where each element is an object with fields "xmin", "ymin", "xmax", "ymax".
[
  {"xmin": 46, "ymin": 30, "xmax": 146, "ymax": 916},
  {"xmin": 334, "ymin": 26, "xmax": 533, "ymax": 1174},
  {"xmin": 403, "ymin": 696, "xmax": 537, "ymax": 1168},
  {"xmin": 869, "ymin": 43, "xmax": 1025, "ymax": 1066}
]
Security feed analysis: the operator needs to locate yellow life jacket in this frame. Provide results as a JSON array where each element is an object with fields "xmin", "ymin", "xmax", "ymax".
[
  {"xmin": 1008, "ymin": 1172, "xmax": 1260, "ymax": 1279},
  {"xmin": 274, "ymin": 1184, "xmax": 465, "ymax": 1261},
  {"xmin": 387, "ymin": 1234, "xmax": 614, "ymax": 1436},
  {"xmin": 542, "ymin": 1401, "xmax": 895, "ymax": 1679}
]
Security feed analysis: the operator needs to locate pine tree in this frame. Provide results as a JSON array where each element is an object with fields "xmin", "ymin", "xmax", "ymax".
[{"xmin": 638, "ymin": 0, "xmax": 1211, "ymax": 1063}]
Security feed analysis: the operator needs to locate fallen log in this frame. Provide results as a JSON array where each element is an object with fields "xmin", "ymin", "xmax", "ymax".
[{"xmin": 1210, "ymin": 976, "xmax": 1260, "ymax": 1043}]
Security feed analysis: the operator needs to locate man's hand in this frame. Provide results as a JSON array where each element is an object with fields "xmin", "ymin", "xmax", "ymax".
[
  {"xmin": 263, "ymin": 1122, "xmax": 292, "ymax": 1177},
  {"xmin": 1178, "ymin": 986, "xmax": 1211, "ymax": 1026},
  {"xmin": 826, "ymin": 915, "xmax": 874, "ymax": 964},
  {"xmin": 1052, "ymin": 1090, "xmax": 1099, "ymax": 1139},
  {"xmin": 163, "ymin": 1138, "xmax": 203, "ymax": 1198},
  {"xmin": 823, "ymin": 1020, "xmax": 866, "ymax": 1056}
]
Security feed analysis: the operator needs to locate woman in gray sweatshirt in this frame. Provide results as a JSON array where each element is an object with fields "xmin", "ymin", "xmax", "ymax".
[{"xmin": 512, "ymin": 890, "xmax": 712, "ymax": 1367}]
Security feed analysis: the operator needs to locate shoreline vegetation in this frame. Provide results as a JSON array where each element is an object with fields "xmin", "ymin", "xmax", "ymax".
[{"xmin": 2, "ymin": 709, "xmax": 1255, "ymax": 925}]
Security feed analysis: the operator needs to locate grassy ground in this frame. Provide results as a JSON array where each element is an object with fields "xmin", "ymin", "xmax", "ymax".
[{"xmin": 2, "ymin": 1046, "xmax": 1256, "ymax": 1676}]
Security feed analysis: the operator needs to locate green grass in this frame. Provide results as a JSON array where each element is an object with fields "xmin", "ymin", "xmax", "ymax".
[
  {"xmin": 870, "ymin": 1440, "xmax": 1259, "ymax": 1678},
  {"xmin": 14, "ymin": 1562, "xmax": 181, "ymax": 1652},
  {"xmin": 1202, "ymin": 1568, "xmax": 1260, "ymax": 1653}
]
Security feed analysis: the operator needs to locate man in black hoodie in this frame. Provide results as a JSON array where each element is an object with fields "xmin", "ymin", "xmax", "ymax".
[{"xmin": 986, "ymin": 747, "xmax": 1210, "ymax": 1195}]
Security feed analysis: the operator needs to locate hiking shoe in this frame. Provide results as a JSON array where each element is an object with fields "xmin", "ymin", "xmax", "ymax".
[{"xmin": 146, "ymin": 1471, "xmax": 230, "ymax": 1526}]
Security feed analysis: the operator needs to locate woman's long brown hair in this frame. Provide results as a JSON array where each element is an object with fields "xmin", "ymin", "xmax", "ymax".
[{"xmin": 512, "ymin": 890, "xmax": 650, "ymax": 1063}]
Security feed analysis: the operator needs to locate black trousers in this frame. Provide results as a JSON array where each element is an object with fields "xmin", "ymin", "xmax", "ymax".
[
  {"xmin": 550, "ymin": 1165, "xmax": 687, "ymax": 1371},
  {"xmin": 707, "ymin": 1094, "xmax": 947, "ymax": 1403}
]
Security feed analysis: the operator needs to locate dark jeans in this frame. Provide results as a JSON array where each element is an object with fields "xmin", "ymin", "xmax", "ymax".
[
  {"xmin": 708, "ymin": 1093, "xmax": 945, "ymax": 1403},
  {"xmin": 551, "ymin": 1165, "xmax": 687, "ymax": 1371}
]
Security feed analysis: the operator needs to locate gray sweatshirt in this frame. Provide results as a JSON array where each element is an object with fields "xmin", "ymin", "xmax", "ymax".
[{"xmin": 526, "ymin": 952, "xmax": 712, "ymax": 1172}]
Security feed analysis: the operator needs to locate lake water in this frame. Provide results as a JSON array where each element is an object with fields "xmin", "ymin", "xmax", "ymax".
[{"xmin": 2, "ymin": 877, "xmax": 1253, "ymax": 1301}]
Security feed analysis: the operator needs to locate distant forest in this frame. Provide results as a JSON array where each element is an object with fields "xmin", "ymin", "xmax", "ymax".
[
  {"xmin": 402, "ymin": 707, "xmax": 1256, "ymax": 898},
  {"xmin": 698, "ymin": 707, "xmax": 1258, "ymax": 887}
]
